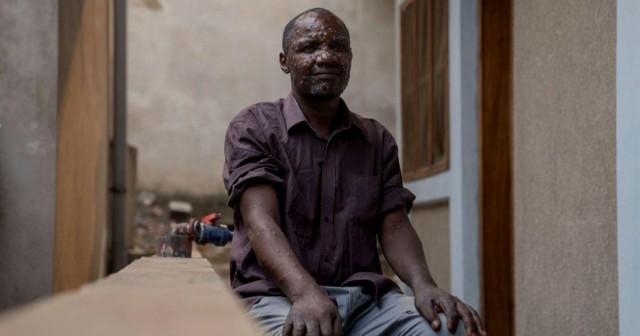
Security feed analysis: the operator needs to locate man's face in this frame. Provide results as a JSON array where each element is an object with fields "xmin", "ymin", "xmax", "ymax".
[{"xmin": 280, "ymin": 13, "xmax": 352, "ymax": 100}]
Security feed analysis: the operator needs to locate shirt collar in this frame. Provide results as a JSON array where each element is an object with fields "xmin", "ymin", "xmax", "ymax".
[{"xmin": 283, "ymin": 94, "xmax": 367, "ymax": 138}]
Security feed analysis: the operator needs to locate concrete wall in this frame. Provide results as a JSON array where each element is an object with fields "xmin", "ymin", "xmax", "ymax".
[
  {"xmin": 411, "ymin": 203, "xmax": 451, "ymax": 292},
  {"xmin": 513, "ymin": 1, "xmax": 617, "ymax": 335},
  {"xmin": 0, "ymin": 257, "xmax": 264, "ymax": 336},
  {"xmin": 128, "ymin": 0, "xmax": 396, "ymax": 195},
  {"xmin": 0, "ymin": 1, "xmax": 58, "ymax": 310}
]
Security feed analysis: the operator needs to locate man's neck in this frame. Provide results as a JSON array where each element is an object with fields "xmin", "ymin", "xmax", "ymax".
[{"xmin": 293, "ymin": 91, "xmax": 341, "ymax": 139}]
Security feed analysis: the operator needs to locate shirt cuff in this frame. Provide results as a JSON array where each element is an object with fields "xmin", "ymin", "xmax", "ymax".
[
  {"xmin": 380, "ymin": 187, "xmax": 416, "ymax": 216},
  {"xmin": 227, "ymin": 168, "xmax": 284, "ymax": 207}
]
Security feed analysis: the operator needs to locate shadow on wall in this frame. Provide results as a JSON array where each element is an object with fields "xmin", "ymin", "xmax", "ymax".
[{"xmin": 141, "ymin": 0, "xmax": 163, "ymax": 11}]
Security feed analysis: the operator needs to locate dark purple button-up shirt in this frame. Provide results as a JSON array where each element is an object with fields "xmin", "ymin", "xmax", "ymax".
[{"xmin": 223, "ymin": 94, "xmax": 415, "ymax": 304}]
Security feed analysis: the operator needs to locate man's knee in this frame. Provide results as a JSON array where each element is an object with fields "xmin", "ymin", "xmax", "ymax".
[
  {"xmin": 247, "ymin": 296, "xmax": 291, "ymax": 336},
  {"xmin": 395, "ymin": 312, "xmax": 465, "ymax": 336},
  {"xmin": 371, "ymin": 292, "xmax": 465, "ymax": 335}
]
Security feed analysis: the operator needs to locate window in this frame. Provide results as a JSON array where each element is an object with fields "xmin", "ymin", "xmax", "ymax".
[{"xmin": 400, "ymin": 0, "xmax": 449, "ymax": 180}]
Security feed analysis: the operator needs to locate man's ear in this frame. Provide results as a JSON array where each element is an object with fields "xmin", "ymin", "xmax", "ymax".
[{"xmin": 279, "ymin": 52, "xmax": 290, "ymax": 74}]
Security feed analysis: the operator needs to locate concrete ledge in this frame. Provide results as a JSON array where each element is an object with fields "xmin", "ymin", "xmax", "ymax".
[{"xmin": 0, "ymin": 257, "xmax": 263, "ymax": 335}]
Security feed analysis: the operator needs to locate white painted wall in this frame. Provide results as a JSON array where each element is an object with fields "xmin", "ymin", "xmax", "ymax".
[{"xmin": 617, "ymin": 0, "xmax": 640, "ymax": 334}]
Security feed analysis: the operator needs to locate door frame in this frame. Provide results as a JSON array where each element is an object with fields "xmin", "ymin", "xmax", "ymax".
[{"xmin": 479, "ymin": 0, "xmax": 515, "ymax": 335}]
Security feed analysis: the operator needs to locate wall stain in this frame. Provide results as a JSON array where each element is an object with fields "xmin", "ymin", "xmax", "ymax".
[{"xmin": 142, "ymin": 0, "xmax": 163, "ymax": 11}]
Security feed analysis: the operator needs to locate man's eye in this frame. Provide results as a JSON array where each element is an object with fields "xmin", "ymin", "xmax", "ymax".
[
  {"xmin": 300, "ymin": 46, "xmax": 315, "ymax": 53},
  {"xmin": 296, "ymin": 43, "xmax": 315, "ymax": 53}
]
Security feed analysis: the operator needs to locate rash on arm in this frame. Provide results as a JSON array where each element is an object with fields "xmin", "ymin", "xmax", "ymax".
[{"xmin": 239, "ymin": 184, "xmax": 322, "ymax": 301}]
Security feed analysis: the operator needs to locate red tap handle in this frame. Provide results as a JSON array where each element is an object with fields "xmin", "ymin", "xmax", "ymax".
[{"xmin": 200, "ymin": 212, "xmax": 222, "ymax": 225}]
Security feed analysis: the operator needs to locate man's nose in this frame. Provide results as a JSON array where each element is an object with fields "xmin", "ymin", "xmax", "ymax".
[{"xmin": 315, "ymin": 49, "xmax": 339, "ymax": 65}]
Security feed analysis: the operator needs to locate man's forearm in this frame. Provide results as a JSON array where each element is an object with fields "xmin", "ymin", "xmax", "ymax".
[
  {"xmin": 379, "ymin": 208, "xmax": 438, "ymax": 291},
  {"xmin": 381, "ymin": 208, "xmax": 486, "ymax": 334},
  {"xmin": 239, "ymin": 184, "xmax": 322, "ymax": 301}
]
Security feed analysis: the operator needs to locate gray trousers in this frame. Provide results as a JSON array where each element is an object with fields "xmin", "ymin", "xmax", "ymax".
[{"xmin": 248, "ymin": 286, "xmax": 465, "ymax": 336}]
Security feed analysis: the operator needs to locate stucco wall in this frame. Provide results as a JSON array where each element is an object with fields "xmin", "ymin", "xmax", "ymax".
[
  {"xmin": 513, "ymin": 1, "xmax": 617, "ymax": 335},
  {"xmin": 0, "ymin": 1, "xmax": 58, "ymax": 310},
  {"xmin": 128, "ymin": 0, "xmax": 396, "ymax": 195}
]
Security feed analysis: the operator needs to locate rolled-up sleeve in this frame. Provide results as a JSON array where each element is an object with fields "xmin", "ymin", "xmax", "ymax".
[
  {"xmin": 223, "ymin": 109, "xmax": 284, "ymax": 207},
  {"xmin": 380, "ymin": 129, "xmax": 416, "ymax": 216}
]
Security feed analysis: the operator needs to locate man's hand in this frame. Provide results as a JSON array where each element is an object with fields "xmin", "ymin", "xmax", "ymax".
[
  {"xmin": 283, "ymin": 289, "xmax": 342, "ymax": 336},
  {"xmin": 414, "ymin": 284, "xmax": 485, "ymax": 336}
]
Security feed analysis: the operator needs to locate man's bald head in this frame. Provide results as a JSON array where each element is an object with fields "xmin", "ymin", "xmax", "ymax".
[{"xmin": 281, "ymin": 8, "xmax": 350, "ymax": 53}]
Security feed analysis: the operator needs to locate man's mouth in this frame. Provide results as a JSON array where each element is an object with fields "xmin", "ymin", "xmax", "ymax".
[{"xmin": 312, "ymin": 71, "xmax": 341, "ymax": 79}]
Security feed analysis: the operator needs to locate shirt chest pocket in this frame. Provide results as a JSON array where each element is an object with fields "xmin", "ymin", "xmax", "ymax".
[
  {"xmin": 343, "ymin": 174, "xmax": 381, "ymax": 226},
  {"xmin": 287, "ymin": 169, "xmax": 318, "ymax": 239}
]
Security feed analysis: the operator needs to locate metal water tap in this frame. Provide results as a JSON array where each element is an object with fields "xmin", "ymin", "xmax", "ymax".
[
  {"xmin": 156, "ymin": 212, "xmax": 233, "ymax": 258},
  {"xmin": 172, "ymin": 212, "xmax": 233, "ymax": 246}
]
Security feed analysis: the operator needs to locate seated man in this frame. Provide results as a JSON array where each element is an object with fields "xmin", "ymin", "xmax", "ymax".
[{"xmin": 223, "ymin": 8, "xmax": 484, "ymax": 336}]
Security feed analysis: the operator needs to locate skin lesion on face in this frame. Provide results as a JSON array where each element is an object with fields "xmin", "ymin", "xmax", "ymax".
[{"xmin": 280, "ymin": 11, "xmax": 353, "ymax": 101}]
